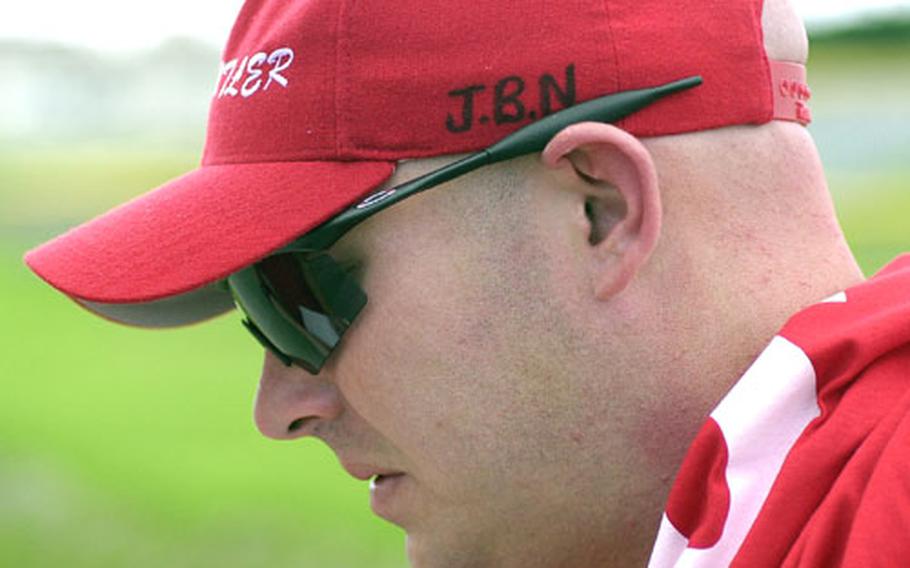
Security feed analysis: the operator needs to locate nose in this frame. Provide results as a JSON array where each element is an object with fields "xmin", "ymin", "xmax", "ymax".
[{"xmin": 254, "ymin": 351, "xmax": 345, "ymax": 439}]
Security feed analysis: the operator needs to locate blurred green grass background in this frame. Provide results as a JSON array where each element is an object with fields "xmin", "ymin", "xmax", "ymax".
[{"xmin": 1, "ymin": 26, "xmax": 908, "ymax": 568}]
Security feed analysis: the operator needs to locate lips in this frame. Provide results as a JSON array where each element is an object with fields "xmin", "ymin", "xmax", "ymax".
[
  {"xmin": 369, "ymin": 471, "xmax": 408, "ymax": 523},
  {"xmin": 339, "ymin": 460, "xmax": 409, "ymax": 523},
  {"xmin": 340, "ymin": 461, "xmax": 404, "ymax": 482},
  {"xmin": 370, "ymin": 472, "xmax": 406, "ymax": 487}
]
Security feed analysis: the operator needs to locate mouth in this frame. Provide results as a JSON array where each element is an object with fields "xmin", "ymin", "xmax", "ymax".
[
  {"xmin": 338, "ymin": 460, "xmax": 409, "ymax": 522},
  {"xmin": 340, "ymin": 461, "xmax": 404, "ymax": 482},
  {"xmin": 369, "ymin": 472, "xmax": 408, "ymax": 521},
  {"xmin": 369, "ymin": 472, "xmax": 406, "ymax": 488}
]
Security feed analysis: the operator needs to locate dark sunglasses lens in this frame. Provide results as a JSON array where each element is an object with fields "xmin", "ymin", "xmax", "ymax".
[
  {"xmin": 259, "ymin": 254, "xmax": 347, "ymax": 345},
  {"xmin": 228, "ymin": 252, "xmax": 367, "ymax": 373}
]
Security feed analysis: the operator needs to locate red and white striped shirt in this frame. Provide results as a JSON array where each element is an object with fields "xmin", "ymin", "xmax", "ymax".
[{"xmin": 649, "ymin": 255, "xmax": 910, "ymax": 567}]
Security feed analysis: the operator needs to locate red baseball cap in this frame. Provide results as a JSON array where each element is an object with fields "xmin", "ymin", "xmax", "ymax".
[{"xmin": 24, "ymin": 0, "xmax": 812, "ymax": 327}]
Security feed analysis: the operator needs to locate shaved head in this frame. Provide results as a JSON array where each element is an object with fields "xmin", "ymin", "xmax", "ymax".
[
  {"xmin": 259, "ymin": 1, "xmax": 864, "ymax": 566},
  {"xmin": 763, "ymin": 0, "xmax": 809, "ymax": 63}
]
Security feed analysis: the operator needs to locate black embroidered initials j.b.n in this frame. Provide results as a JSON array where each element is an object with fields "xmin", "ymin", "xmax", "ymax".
[{"xmin": 445, "ymin": 64, "xmax": 576, "ymax": 134}]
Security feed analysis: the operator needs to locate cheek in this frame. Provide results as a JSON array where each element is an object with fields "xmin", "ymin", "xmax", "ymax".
[
  {"xmin": 335, "ymin": 225, "xmax": 577, "ymax": 501},
  {"xmin": 336, "ymin": 249, "xmax": 501, "ymax": 442}
]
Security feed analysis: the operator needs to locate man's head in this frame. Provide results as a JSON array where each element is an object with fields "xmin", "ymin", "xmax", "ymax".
[
  {"xmin": 255, "ymin": 2, "xmax": 861, "ymax": 566},
  {"xmin": 24, "ymin": 0, "xmax": 864, "ymax": 566}
]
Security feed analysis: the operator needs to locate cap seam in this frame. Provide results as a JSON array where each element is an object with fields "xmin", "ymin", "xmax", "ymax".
[
  {"xmin": 599, "ymin": 0, "xmax": 624, "ymax": 130},
  {"xmin": 755, "ymin": 0, "xmax": 775, "ymax": 122},
  {"xmin": 333, "ymin": 0, "xmax": 348, "ymax": 160},
  {"xmin": 201, "ymin": 148, "xmax": 453, "ymax": 163},
  {"xmin": 203, "ymin": 150, "xmax": 344, "ymax": 165},
  {"xmin": 600, "ymin": 0, "xmax": 622, "ymax": 92},
  {"xmin": 199, "ymin": 157, "xmax": 395, "ymax": 166}
]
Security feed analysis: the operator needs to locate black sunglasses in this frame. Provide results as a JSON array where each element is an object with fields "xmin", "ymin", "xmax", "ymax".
[{"xmin": 228, "ymin": 75, "xmax": 703, "ymax": 373}]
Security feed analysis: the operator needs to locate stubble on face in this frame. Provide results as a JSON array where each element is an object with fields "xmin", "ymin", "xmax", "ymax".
[{"xmin": 325, "ymin": 157, "xmax": 664, "ymax": 567}]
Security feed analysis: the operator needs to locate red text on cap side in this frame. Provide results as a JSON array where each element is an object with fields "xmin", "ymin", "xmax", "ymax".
[{"xmin": 778, "ymin": 77, "xmax": 812, "ymax": 125}]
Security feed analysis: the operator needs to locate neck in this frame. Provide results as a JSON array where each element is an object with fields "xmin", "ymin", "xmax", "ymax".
[
  {"xmin": 687, "ymin": 126, "xmax": 864, "ymax": 384},
  {"xmin": 650, "ymin": 123, "xmax": 865, "ymax": 383},
  {"xmin": 619, "ymin": 123, "xmax": 865, "ymax": 555}
]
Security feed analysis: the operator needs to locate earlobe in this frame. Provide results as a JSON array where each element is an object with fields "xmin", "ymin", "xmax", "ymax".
[{"xmin": 542, "ymin": 122, "xmax": 662, "ymax": 300}]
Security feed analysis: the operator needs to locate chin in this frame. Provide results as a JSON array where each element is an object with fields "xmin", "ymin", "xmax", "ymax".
[
  {"xmin": 407, "ymin": 533, "xmax": 454, "ymax": 568},
  {"xmin": 406, "ymin": 533, "xmax": 432, "ymax": 568},
  {"xmin": 406, "ymin": 532, "xmax": 491, "ymax": 568}
]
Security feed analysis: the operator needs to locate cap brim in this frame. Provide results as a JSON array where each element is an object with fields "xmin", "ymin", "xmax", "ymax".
[{"xmin": 25, "ymin": 160, "xmax": 395, "ymax": 327}]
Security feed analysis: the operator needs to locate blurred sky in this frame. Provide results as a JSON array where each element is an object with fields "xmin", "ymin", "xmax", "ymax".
[{"xmin": 1, "ymin": 0, "xmax": 910, "ymax": 52}]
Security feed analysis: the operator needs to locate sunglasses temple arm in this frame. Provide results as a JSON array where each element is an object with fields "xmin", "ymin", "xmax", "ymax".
[
  {"xmin": 294, "ymin": 75, "xmax": 703, "ymax": 251},
  {"xmin": 485, "ymin": 75, "xmax": 703, "ymax": 162},
  {"xmin": 293, "ymin": 151, "xmax": 492, "ymax": 250}
]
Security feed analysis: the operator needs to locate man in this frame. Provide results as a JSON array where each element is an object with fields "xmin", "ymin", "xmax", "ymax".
[{"xmin": 24, "ymin": 0, "xmax": 910, "ymax": 566}]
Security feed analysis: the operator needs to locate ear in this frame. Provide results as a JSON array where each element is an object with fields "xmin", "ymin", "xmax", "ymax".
[{"xmin": 541, "ymin": 122, "xmax": 661, "ymax": 300}]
